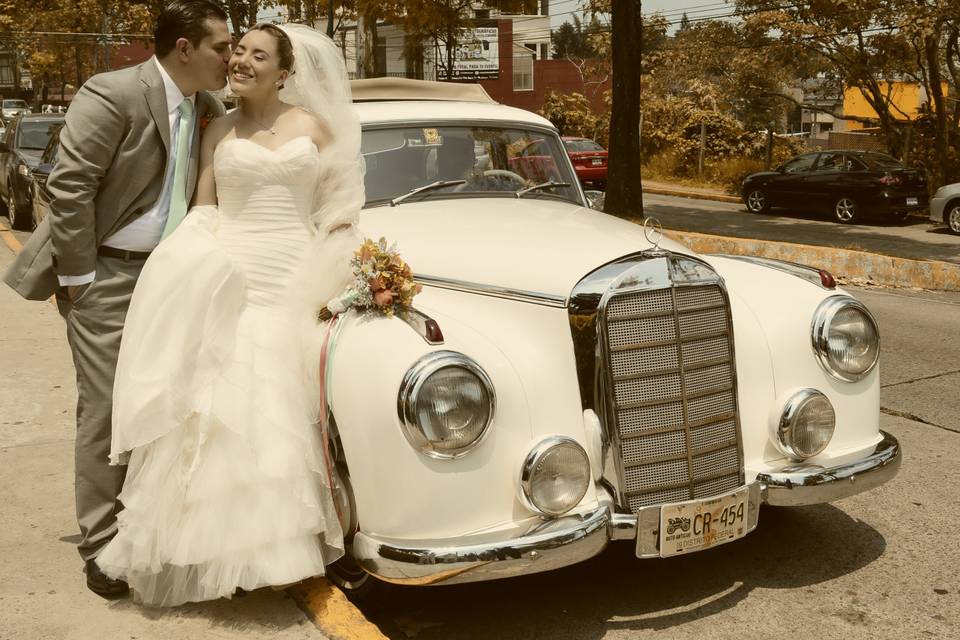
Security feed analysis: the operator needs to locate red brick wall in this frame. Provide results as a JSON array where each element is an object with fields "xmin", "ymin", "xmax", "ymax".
[
  {"xmin": 466, "ymin": 19, "xmax": 610, "ymax": 117},
  {"xmin": 112, "ymin": 41, "xmax": 154, "ymax": 69}
]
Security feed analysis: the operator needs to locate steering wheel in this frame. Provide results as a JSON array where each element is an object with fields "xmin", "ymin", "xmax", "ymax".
[{"xmin": 453, "ymin": 169, "xmax": 527, "ymax": 192}]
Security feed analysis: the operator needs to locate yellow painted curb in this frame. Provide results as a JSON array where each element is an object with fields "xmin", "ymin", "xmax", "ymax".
[
  {"xmin": 0, "ymin": 221, "xmax": 22, "ymax": 253},
  {"xmin": 642, "ymin": 186, "xmax": 741, "ymax": 204},
  {"xmin": 287, "ymin": 578, "xmax": 387, "ymax": 640},
  {"xmin": 664, "ymin": 229, "xmax": 960, "ymax": 292}
]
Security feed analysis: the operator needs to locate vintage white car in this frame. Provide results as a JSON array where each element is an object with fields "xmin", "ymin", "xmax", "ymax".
[{"xmin": 323, "ymin": 79, "xmax": 902, "ymax": 595}]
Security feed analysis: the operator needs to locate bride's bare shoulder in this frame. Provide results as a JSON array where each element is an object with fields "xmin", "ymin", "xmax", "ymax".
[
  {"xmin": 202, "ymin": 111, "xmax": 237, "ymax": 149},
  {"xmin": 288, "ymin": 106, "xmax": 333, "ymax": 149}
]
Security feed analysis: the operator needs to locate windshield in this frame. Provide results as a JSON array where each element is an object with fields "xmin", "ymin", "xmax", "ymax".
[
  {"xmin": 564, "ymin": 139, "xmax": 604, "ymax": 152},
  {"xmin": 16, "ymin": 120, "xmax": 60, "ymax": 151},
  {"xmin": 361, "ymin": 125, "xmax": 581, "ymax": 207},
  {"xmin": 3, "ymin": 100, "xmax": 27, "ymax": 109}
]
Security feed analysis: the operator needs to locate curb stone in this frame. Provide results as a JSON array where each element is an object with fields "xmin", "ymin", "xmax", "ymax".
[{"xmin": 662, "ymin": 228, "xmax": 960, "ymax": 292}]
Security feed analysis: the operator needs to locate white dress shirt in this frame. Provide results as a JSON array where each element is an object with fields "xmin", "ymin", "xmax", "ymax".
[{"xmin": 58, "ymin": 57, "xmax": 196, "ymax": 286}]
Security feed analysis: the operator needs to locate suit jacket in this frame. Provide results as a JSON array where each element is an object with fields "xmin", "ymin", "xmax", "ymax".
[{"xmin": 3, "ymin": 60, "xmax": 225, "ymax": 300}]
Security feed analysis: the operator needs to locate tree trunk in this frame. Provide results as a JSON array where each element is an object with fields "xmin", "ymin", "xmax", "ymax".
[{"xmin": 605, "ymin": 0, "xmax": 643, "ymax": 219}]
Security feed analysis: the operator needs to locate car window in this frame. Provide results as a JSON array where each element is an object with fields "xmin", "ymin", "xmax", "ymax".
[
  {"xmin": 361, "ymin": 125, "xmax": 580, "ymax": 207},
  {"xmin": 781, "ymin": 154, "xmax": 817, "ymax": 174},
  {"xmin": 3, "ymin": 100, "xmax": 27, "ymax": 108},
  {"xmin": 815, "ymin": 152, "xmax": 845, "ymax": 171},
  {"xmin": 844, "ymin": 155, "xmax": 867, "ymax": 171},
  {"xmin": 15, "ymin": 120, "xmax": 59, "ymax": 151},
  {"xmin": 863, "ymin": 154, "xmax": 904, "ymax": 170},
  {"xmin": 564, "ymin": 140, "xmax": 604, "ymax": 152}
]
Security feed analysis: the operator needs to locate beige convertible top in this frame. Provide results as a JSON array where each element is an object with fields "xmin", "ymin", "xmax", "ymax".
[{"xmin": 350, "ymin": 77, "xmax": 496, "ymax": 103}]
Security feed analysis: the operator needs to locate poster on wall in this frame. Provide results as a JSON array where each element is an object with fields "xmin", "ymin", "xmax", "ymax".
[{"xmin": 437, "ymin": 25, "xmax": 499, "ymax": 80}]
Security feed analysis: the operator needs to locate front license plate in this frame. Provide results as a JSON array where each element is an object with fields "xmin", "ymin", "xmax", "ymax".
[
  {"xmin": 659, "ymin": 487, "xmax": 751, "ymax": 557},
  {"xmin": 906, "ymin": 197, "xmax": 919, "ymax": 206},
  {"xmin": 591, "ymin": 158, "xmax": 603, "ymax": 166}
]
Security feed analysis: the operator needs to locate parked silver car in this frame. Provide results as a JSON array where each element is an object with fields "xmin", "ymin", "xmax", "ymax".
[
  {"xmin": 930, "ymin": 182, "xmax": 960, "ymax": 234},
  {"xmin": 1, "ymin": 99, "xmax": 30, "ymax": 124}
]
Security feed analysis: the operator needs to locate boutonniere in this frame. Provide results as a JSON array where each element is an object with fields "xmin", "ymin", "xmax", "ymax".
[{"xmin": 199, "ymin": 115, "xmax": 215, "ymax": 132}]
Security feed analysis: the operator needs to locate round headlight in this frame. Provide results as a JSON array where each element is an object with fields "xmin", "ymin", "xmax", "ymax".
[
  {"xmin": 776, "ymin": 389, "xmax": 836, "ymax": 459},
  {"xmin": 520, "ymin": 437, "xmax": 591, "ymax": 517},
  {"xmin": 397, "ymin": 351, "xmax": 495, "ymax": 459},
  {"xmin": 812, "ymin": 296, "xmax": 879, "ymax": 382}
]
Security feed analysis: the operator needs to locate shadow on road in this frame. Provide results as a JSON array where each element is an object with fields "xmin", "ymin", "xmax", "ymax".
[{"xmin": 361, "ymin": 503, "xmax": 887, "ymax": 639}]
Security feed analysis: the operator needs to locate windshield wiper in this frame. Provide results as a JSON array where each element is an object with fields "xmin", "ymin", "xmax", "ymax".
[
  {"xmin": 391, "ymin": 180, "xmax": 466, "ymax": 206},
  {"xmin": 515, "ymin": 180, "xmax": 572, "ymax": 198}
]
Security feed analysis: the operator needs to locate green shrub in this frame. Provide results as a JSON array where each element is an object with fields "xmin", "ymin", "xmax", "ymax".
[{"xmin": 707, "ymin": 157, "xmax": 766, "ymax": 194}]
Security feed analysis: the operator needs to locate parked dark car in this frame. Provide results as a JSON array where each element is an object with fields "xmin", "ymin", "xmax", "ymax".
[
  {"xmin": 741, "ymin": 150, "xmax": 927, "ymax": 224},
  {"xmin": 562, "ymin": 136, "xmax": 607, "ymax": 189},
  {"xmin": 31, "ymin": 127, "xmax": 61, "ymax": 228},
  {"xmin": 0, "ymin": 113, "xmax": 64, "ymax": 230}
]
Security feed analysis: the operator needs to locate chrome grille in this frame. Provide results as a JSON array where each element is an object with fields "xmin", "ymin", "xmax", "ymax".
[{"xmin": 602, "ymin": 281, "xmax": 744, "ymax": 513}]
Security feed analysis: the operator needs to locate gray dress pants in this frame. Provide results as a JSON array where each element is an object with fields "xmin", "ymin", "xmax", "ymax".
[{"xmin": 56, "ymin": 255, "xmax": 144, "ymax": 561}]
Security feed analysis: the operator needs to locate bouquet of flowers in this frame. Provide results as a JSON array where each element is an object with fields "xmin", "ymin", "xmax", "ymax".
[{"xmin": 318, "ymin": 237, "xmax": 422, "ymax": 321}]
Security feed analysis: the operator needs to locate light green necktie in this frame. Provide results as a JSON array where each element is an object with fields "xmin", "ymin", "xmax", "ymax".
[{"xmin": 161, "ymin": 99, "xmax": 194, "ymax": 239}]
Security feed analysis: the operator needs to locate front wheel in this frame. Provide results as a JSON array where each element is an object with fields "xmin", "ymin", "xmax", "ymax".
[
  {"xmin": 324, "ymin": 462, "xmax": 382, "ymax": 601},
  {"xmin": 947, "ymin": 203, "xmax": 960, "ymax": 235},
  {"xmin": 744, "ymin": 188, "xmax": 769, "ymax": 213},
  {"xmin": 834, "ymin": 196, "xmax": 858, "ymax": 224}
]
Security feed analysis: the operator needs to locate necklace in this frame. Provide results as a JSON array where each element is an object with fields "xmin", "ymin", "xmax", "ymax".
[{"xmin": 242, "ymin": 105, "xmax": 279, "ymax": 135}]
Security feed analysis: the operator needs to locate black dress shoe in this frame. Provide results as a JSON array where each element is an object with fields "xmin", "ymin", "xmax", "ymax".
[{"xmin": 85, "ymin": 559, "xmax": 129, "ymax": 600}]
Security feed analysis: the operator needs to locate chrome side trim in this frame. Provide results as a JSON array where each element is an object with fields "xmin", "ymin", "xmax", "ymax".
[
  {"xmin": 397, "ymin": 307, "xmax": 445, "ymax": 345},
  {"xmin": 718, "ymin": 254, "xmax": 834, "ymax": 289},
  {"xmin": 759, "ymin": 430, "xmax": 902, "ymax": 506},
  {"xmin": 415, "ymin": 274, "xmax": 568, "ymax": 308},
  {"xmin": 396, "ymin": 351, "xmax": 496, "ymax": 460}
]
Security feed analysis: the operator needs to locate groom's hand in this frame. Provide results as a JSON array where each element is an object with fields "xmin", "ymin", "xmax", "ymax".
[{"xmin": 66, "ymin": 283, "xmax": 91, "ymax": 302}]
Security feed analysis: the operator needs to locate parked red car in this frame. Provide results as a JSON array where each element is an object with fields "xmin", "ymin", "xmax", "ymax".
[{"xmin": 562, "ymin": 136, "xmax": 608, "ymax": 189}]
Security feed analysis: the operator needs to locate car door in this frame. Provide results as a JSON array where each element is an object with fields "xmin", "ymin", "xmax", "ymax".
[
  {"xmin": 802, "ymin": 151, "xmax": 845, "ymax": 209},
  {"xmin": 767, "ymin": 153, "xmax": 818, "ymax": 206},
  {"xmin": 0, "ymin": 122, "xmax": 14, "ymax": 199}
]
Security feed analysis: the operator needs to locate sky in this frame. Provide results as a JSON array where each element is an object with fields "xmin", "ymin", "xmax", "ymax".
[{"xmin": 549, "ymin": 0, "xmax": 736, "ymax": 33}]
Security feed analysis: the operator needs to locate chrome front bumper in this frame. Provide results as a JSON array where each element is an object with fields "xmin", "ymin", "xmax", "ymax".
[{"xmin": 354, "ymin": 431, "xmax": 901, "ymax": 586}]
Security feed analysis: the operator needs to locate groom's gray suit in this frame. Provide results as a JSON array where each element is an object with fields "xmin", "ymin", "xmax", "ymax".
[{"xmin": 3, "ymin": 60, "xmax": 223, "ymax": 561}]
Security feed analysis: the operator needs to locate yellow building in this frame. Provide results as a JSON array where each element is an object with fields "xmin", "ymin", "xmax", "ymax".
[{"xmin": 843, "ymin": 81, "xmax": 950, "ymax": 130}]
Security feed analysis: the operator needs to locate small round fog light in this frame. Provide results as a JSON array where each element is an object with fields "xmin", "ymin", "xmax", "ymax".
[
  {"xmin": 777, "ymin": 389, "xmax": 836, "ymax": 460},
  {"xmin": 521, "ymin": 437, "xmax": 591, "ymax": 517}
]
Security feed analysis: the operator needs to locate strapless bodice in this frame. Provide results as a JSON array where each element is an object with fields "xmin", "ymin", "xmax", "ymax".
[{"xmin": 212, "ymin": 136, "xmax": 321, "ymax": 307}]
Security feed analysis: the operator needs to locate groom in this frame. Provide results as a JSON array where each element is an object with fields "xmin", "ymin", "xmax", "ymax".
[{"xmin": 3, "ymin": 0, "xmax": 230, "ymax": 598}]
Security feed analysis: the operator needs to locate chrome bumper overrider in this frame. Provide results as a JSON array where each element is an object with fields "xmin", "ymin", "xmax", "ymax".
[{"xmin": 353, "ymin": 431, "xmax": 901, "ymax": 585}]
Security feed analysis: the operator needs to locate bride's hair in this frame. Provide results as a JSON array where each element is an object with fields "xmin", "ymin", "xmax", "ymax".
[{"xmin": 249, "ymin": 23, "xmax": 295, "ymax": 85}]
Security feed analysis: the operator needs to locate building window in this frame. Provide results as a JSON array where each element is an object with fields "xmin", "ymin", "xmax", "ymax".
[
  {"xmin": 475, "ymin": 9, "xmax": 490, "ymax": 19},
  {"xmin": 513, "ymin": 55, "xmax": 533, "ymax": 91},
  {"xmin": 539, "ymin": 42, "xmax": 549, "ymax": 60},
  {"xmin": 524, "ymin": 43, "xmax": 537, "ymax": 60}
]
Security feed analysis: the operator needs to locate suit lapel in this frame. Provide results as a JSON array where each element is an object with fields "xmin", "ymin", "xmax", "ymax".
[{"xmin": 141, "ymin": 61, "xmax": 170, "ymax": 153}]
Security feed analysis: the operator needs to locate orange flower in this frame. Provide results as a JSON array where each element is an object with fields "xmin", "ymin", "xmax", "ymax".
[{"xmin": 373, "ymin": 289, "xmax": 395, "ymax": 307}]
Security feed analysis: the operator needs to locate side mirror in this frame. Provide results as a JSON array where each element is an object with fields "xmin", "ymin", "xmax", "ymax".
[
  {"xmin": 584, "ymin": 189, "xmax": 605, "ymax": 211},
  {"xmin": 0, "ymin": 141, "xmax": 8, "ymax": 153}
]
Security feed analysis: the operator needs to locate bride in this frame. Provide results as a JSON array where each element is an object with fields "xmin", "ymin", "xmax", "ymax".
[{"xmin": 95, "ymin": 23, "xmax": 364, "ymax": 606}]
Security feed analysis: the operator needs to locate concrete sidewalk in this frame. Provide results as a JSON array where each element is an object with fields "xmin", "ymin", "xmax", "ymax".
[{"xmin": 0, "ymin": 242, "xmax": 331, "ymax": 639}]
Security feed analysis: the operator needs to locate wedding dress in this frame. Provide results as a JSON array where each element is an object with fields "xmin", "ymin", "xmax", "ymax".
[{"xmin": 95, "ymin": 134, "xmax": 356, "ymax": 607}]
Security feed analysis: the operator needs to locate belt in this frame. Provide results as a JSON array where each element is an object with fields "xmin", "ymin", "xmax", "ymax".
[{"xmin": 97, "ymin": 246, "xmax": 152, "ymax": 261}]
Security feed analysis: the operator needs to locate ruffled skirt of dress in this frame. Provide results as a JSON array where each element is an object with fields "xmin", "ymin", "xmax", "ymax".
[{"xmin": 96, "ymin": 210, "xmax": 344, "ymax": 607}]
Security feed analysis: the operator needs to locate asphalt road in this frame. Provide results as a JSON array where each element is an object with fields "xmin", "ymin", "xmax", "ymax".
[
  {"xmin": 355, "ymin": 285, "xmax": 960, "ymax": 640},
  {"xmin": 643, "ymin": 193, "xmax": 960, "ymax": 265}
]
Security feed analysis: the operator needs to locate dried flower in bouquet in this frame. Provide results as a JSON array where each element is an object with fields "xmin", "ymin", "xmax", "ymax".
[{"xmin": 318, "ymin": 237, "xmax": 422, "ymax": 321}]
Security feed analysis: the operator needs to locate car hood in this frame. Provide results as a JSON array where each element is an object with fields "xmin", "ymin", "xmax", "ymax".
[{"xmin": 359, "ymin": 197, "xmax": 697, "ymax": 298}]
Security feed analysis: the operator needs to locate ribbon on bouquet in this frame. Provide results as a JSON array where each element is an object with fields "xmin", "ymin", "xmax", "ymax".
[{"xmin": 318, "ymin": 313, "xmax": 347, "ymax": 529}]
